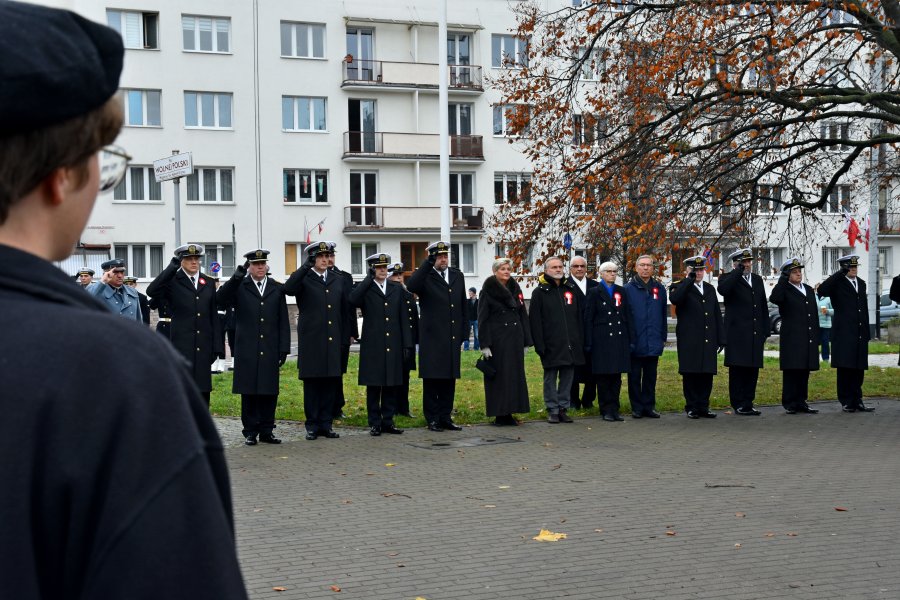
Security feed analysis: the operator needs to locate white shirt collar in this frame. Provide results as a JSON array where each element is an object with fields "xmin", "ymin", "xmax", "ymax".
[{"xmin": 572, "ymin": 275, "xmax": 587, "ymax": 294}]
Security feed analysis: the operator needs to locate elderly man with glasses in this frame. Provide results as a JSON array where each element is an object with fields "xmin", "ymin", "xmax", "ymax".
[{"xmin": 567, "ymin": 255, "xmax": 600, "ymax": 409}]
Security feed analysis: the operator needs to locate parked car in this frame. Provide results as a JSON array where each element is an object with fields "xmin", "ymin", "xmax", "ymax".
[
  {"xmin": 880, "ymin": 293, "xmax": 900, "ymax": 325},
  {"xmin": 767, "ymin": 302, "xmax": 781, "ymax": 335}
]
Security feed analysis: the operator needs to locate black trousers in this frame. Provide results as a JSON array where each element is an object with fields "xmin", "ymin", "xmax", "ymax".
[
  {"xmin": 836, "ymin": 368, "xmax": 866, "ymax": 408},
  {"xmin": 728, "ymin": 366, "xmax": 760, "ymax": 410},
  {"xmin": 422, "ymin": 378, "xmax": 456, "ymax": 425},
  {"xmin": 334, "ymin": 345, "xmax": 350, "ymax": 415},
  {"xmin": 302, "ymin": 377, "xmax": 339, "ymax": 433},
  {"xmin": 241, "ymin": 394, "xmax": 278, "ymax": 437},
  {"xmin": 367, "ymin": 386, "xmax": 398, "ymax": 428},
  {"xmin": 200, "ymin": 391, "xmax": 210, "ymax": 407},
  {"xmin": 596, "ymin": 373, "xmax": 623, "ymax": 417},
  {"xmin": 396, "ymin": 370, "xmax": 411, "ymax": 415},
  {"xmin": 781, "ymin": 370, "xmax": 810, "ymax": 411},
  {"xmin": 226, "ymin": 329, "xmax": 235, "ymax": 355},
  {"xmin": 571, "ymin": 362, "xmax": 597, "ymax": 408},
  {"xmin": 627, "ymin": 356, "xmax": 659, "ymax": 415},
  {"xmin": 682, "ymin": 373, "xmax": 714, "ymax": 413}
]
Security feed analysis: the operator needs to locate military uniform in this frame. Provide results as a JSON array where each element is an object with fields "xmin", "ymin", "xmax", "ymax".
[
  {"xmin": 769, "ymin": 258, "xmax": 820, "ymax": 413},
  {"xmin": 75, "ymin": 267, "xmax": 94, "ymax": 288},
  {"xmin": 217, "ymin": 249, "xmax": 291, "ymax": 445},
  {"xmin": 406, "ymin": 241, "xmax": 467, "ymax": 431},
  {"xmin": 149, "ymin": 294, "xmax": 172, "ymax": 338},
  {"xmin": 716, "ymin": 248, "xmax": 767, "ymax": 415},
  {"xmin": 88, "ymin": 258, "xmax": 142, "ymax": 322},
  {"xmin": 124, "ymin": 275, "xmax": 150, "ymax": 326},
  {"xmin": 146, "ymin": 244, "xmax": 224, "ymax": 404},
  {"xmin": 669, "ymin": 256, "xmax": 725, "ymax": 418},
  {"xmin": 389, "ymin": 262, "xmax": 418, "ymax": 417},
  {"xmin": 326, "ymin": 241, "xmax": 359, "ymax": 419},
  {"xmin": 284, "ymin": 241, "xmax": 354, "ymax": 439},
  {"xmin": 817, "ymin": 254, "xmax": 873, "ymax": 412},
  {"xmin": 349, "ymin": 253, "xmax": 413, "ymax": 435}
]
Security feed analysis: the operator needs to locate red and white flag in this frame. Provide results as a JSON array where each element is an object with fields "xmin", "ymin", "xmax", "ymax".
[
  {"xmin": 842, "ymin": 208, "xmax": 860, "ymax": 248},
  {"xmin": 863, "ymin": 214, "xmax": 870, "ymax": 252}
]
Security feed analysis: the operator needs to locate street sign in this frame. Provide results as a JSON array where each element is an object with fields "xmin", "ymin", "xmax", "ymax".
[
  {"xmin": 153, "ymin": 152, "xmax": 193, "ymax": 183},
  {"xmin": 563, "ymin": 232, "xmax": 572, "ymax": 250},
  {"xmin": 209, "ymin": 262, "xmax": 221, "ymax": 274}
]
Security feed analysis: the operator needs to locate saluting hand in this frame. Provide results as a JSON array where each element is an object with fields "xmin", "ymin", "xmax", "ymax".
[{"xmin": 687, "ymin": 270, "xmax": 697, "ymax": 281}]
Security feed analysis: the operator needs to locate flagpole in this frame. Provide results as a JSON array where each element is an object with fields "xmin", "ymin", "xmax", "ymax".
[{"xmin": 438, "ymin": 0, "xmax": 450, "ymax": 243}]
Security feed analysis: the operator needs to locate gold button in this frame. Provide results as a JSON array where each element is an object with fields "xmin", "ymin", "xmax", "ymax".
[
  {"xmin": 326, "ymin": 289, "xmax": 330, "ymax": 293},
  {"xmin": 385, "ymin": 302, "xmax": 388, "ymax": 306},
  {"xmin": 327, "ymin": 304, "xmax": 332, "ymax": 308},
  {"xmin": 328, "ymin": 337, "xmax": 333, "ymax": 341},
  {"xmin": 195, "ymin": 296, "xmax": 199, "ymax": 300},
  {"xmin": 386, "ymin": 333, "xmax": 390, "ymax": 336},
  {"xmin": 386, "ymin": 348, "xmax": 391, "ymax": 352},
  {"xmin": 196, "ymin": 347, "xmax": 200, "ymax": 351},
  {"xmin": 197, "ymin": 330, "xmax": 200, "ymax": 334},
  {"xmin": 328, "ymin": 320, "xmax": 332, "ymax": 325},
  {"xmin": 260, "ymin": 334, "xmax": 264, "ymax": 338},
  {"xmin": 197, "ymin": 313, "xmax": 201, "ymax": 317},
  {"xmin": 260, "ymin": 351, "xmax": 264, "ymax": 355}
]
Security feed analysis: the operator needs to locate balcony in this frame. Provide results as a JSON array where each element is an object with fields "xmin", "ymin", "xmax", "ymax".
[
  {"xmin": 343, "ymin": 205, "xmax": 484, "ymax": 233},
  {"xmin": 343, "ymin": 132, "xmax": 484, "ymax": 162},
  {"xmin": 879, "ymin": 211, "xmax": 900, "ymax": 234},
  {"xmin": 342, "ymin": 58, "xmax": 483, "ymax": 93}
]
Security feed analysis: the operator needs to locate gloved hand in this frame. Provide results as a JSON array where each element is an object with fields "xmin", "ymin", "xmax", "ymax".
[
  {"xmin": 717, "ymin": 345, "xmax": 725, "ymax": 354},
  {"xmin": 840, "ymin": 264, "xmax": 850, "ymax": 274},
  {"xmin": 304, "ymin": 254, "xmax": 316, "ymax": 268},
  {"xmin": 279, "ymin": 352, "xmax": 288, "ymax": 367},
  {"xmin": 170, "ymin": 255, "xmax": 181, "ymax": 267},
  {"xmin": 737, "ymin": 263, "xmax": 745, "ymax": 274},
  {"xmin": 481, "ymin": 347, "xmax": 493, "ymax": 359},
  {"xmin": 687, "ymin": 269, "xmax": 697, "ymax": 281},
  {"xmin": 235, "ymin": 262, "xmax": 248, "ymax": 277},
  {"xmin": 427, "ymin": 252, "xmax": 437, "ymax": 265}
]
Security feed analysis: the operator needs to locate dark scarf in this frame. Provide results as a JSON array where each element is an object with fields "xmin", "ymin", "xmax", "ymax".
[{"xmin": 483, "ymin": 275, "xmax": 523, "ymax": 309}]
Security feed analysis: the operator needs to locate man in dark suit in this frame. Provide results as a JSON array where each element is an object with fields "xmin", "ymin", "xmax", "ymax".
[
  {"xmin": 407, "ymin": 241, "xmax": 467, "ymax": 431},
  {"xmin": 389, "ymin": 262, "xmax": 418, "ymax": 418},
  {"xmin": 217, "ymin": 249, "xmax": 291, "ymax": 446},
  {"xmin": 669, "ymin": 256, "xmax": 725, "ymax": 419},
  {"xmin": 350, "ymin": 253, "xmax": 414, "ymax": 436},
  {"xmin": 326, "ymin": 241, "xmax": 358, "ymax": 419},
  {"xmin": 717, "ymin": 248, "xmax": 768, "ymax": 415},
  {"xmin": 818, "ymin": 254, "xmax": 873, "ymax": 412},
  {"xmin": 123, "ymin": 275, "xmax": 151, "ymax": 326},
  {"xmin": 147, "ymin": 243, "xmax": 225, "ymax": 405},
  {"xmin": 284, "ymin": 241, "xmax": 354, "ymax": 440},
  {"xmin": 568, "ymin": 255, "xmax": 600, "ymax": 409},
  {"xmin": 769, "ymin": 258, "xmax": 820, "ymax": 414}
]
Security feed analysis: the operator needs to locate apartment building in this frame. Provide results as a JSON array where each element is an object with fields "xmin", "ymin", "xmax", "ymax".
[{"xmin": 43, "ymin": 0, "xmax": 899, "ymax": 301}]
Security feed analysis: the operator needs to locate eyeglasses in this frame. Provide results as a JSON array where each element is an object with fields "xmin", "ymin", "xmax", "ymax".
[{"xmin": 98, "ymin": 145, "xmax": 132, "ymax": 193}]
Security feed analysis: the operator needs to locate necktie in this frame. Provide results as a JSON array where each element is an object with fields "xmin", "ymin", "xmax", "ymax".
[
  {"xmin": 257, "ymin": 281, "xmax": 263, "ymax": 293},
  {"xmin": 851, "ymin": 279, "xmax": 858, "ymax": 292},
  {"xmin": 190, "ymin": 276, "xmax": 196, "ymax": 288},
  {"xmin": 442, "ymin": 271, "xmax": 448, "ymax": 284},
  {"xmin": 744, "ymin": 274, "xmax": 750, "ymax": 285}
]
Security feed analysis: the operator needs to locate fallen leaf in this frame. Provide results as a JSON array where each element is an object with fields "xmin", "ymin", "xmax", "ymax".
[
  {"xmin": 397, "ymin": 563, "xmax": 405, "ymax": 568},
  {"xmin": 330, "ymin": 584, "xmax": 342, "ymax": 592},
  {"xmin": 724, "ymin": 410, "xmax": 733, "ymax": 415},
  {"xmin": 666, "ymin": 531, "xmax": 676, "ymax": 536},
  {"xmin": 484, "ymin": 504, "xmax": 496, "ymax": 508},
  {"xmin": 594, "ymin": 529, "xmax": 604, "ymax": 533},
  {"xmin": 253, "ymin": 508, "xmax": 263, "ymax": 513},
  {"xmin": 734, "ymin": 543, "xmax": 742, "ymax": 548},
  {"xmin": 385, "ymin": 463, "xmax": 396, "ymax": 467},
  {"xmin": 341, "ymin": 499, "xmax": 352, "ymax": 504},
  {"xmin": 415, "ymin": 597, "xmax": 428, "ymax": 600},
  {"xmin": 765, "ymin": 533, "xmax": 775, "ymax": 537},
  {"xmin": 834, "ymin": 506, "xmax": 848, "ymax": 511},
  {"xmin": 277, "ymin": 456, "xmax": 289, "ymax": 460},
  {"xmin": 499, "ymin": 485, "xmax": 510, "ymax": 489},
  {"xmin": 551, "ymin": 464, "xmax": 562, "ymax": 470},
  {"xmin": 273, "ymin": 587, "xmax": 287, "ymax": 592},
  {"xmin": 559, "ymin": 518, "xmax": 566, "ymax": 523},
  {"xmin": 787, "ymin": 532, "xmax": 799, "ymax": 537},
  {"xmin": 388, "ymin": 552, "xmax": 399, "ymax": 557},
  {"xmin": 533, "ymin": 529, "xmax": 567, "ymax": 542},
  {"xmin": 735, "ymin": 512, "xmax": 746, "ymax": 518}
]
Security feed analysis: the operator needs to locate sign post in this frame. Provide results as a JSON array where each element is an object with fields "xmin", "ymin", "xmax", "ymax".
[{"xmin": 153, "ymin": 151, "xmax": 193, "ymax": 248}]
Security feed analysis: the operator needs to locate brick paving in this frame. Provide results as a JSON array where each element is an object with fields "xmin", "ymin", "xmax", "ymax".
[{"xmin": 226, "ymin": 398, "xmax": 900, "ymax": 600}]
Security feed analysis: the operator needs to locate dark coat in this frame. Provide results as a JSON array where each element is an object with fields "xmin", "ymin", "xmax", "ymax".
[
  {"xmin": 148, "ymin": 294, "xmax": 171, "ymax": 338},
  {"xmin": 570, "ymin": 276, "xmax": 600, "ymax": 382},
  {"xmin": 349, "ymin": 277, "xmax": 413, "ymax": 386},
  {"xmin": 584, "ymin": 282, "xmax": 631, "ymax": 374},
  {"xmin": 769, "ymin": 279, "xmax": 820, "ymax": 371},
  {"xmin": 623, "ymin": 276, "xmax": 667, "ymax": 358},
  {"xmin": 402, "ymin": 287, "xmax": 419, "ymax": 371},
  {"xmin": 147, "ymin": 264, "xmax": 224, "ymax": 393},
  {"xmin": 217, "ymin": 273, "xmax": 291, "ymax": 395},
  {"xmin": 0, "ymin": 244, "xmax": 246, "ymax": 599},
  {"xmin": 669, "ymin": 279, "xmax": 725, "ymax": 374},
  {"xmin": 717, "ymin": 268, "xmax": 768, "ymax": 368},
  {"xmin": 817, "ymin": 272, "xmax": 869, "ymax": 370},
  {"xmin": 466, "ymin": 296, "xmax": 479, "ymax": 320},
  {"xmin": 138, "ymin": 291, "xmax": 150, "ymax": 325},
  {"xmin": 528, "ymin": 275, "xmax": 584, "ymax": 368},
  {"xmin": 478, "ymin": 275, "xmax": 532, "ymax": 416},
  {"xmin": 406, "ymin": 259, "xmax": 467, "ymax": 379},
  {"xmin": 331, "ymin": 266, "xmax": 359, "ymax": 374},
  {"xmin": 284, "ymin": 265, "xmax": 353, "ymax": 379}
]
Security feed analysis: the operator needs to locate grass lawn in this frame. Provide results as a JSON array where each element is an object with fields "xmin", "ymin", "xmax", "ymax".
[
  {"xmin": 210, "ymin": 350, "xmax": 900, "ymax": 427},
  {"xmin": 764, "ymin": 339, "xmax": 898, "ymax": 354}
]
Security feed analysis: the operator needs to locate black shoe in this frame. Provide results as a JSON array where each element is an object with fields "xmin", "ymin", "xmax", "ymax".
[
  {"xmin": 700, "ymin": 411, "xmax": 717, "ymax": 418},
  {"xmin": 784, "ymin": 407, "xmax": 797, "ymax": 415},
  {"xmin": 382, "ymin": 424, "xmax": 404, "ymax": 434},
  {"xmin": 369, "ymin": 426, "xmax": 381, "ymax": 436},
  {"xmin": 735, "ymin": 407, "xmax": 761, "ymax": 416},
  {"xmin": 259, "ymin": 433, "xmax": 282, "ymax": 444},
  {"xmin": 602, "ymin": 414, "xmax": 622, "ymax": 422},
  {"xmin": 305, "ymin": 432, "xmax": 318, "ymax": 441},
  {"xmin": 644, "ymin": 410, "xmax": 661, "ymax": 419},
  {"xmin": 686, "ymin": 411, "xmax": 700, "ymax": 419},
  {"xmin": 559, "ymin": 410, "xmax": 574, "ymax": 423},
  {"xmin": 631, "ymin": 412, "xmax": 643, "ymax": 419},
  {"xmin": 398, "ymin": 412, "xmax": 415, "ymax": 418},
  {"xmin": 548, "ymin": 413, "xmax": 560, "ymax": 424},
  {"xmin": 442, "ymin": 421, "xmax": 463, "ymax": 431},
  {"xmin": 797, "ymin": 405, "xmax": 819, "ymax": 414},
  {"xmin": 334, "ymin": 412, "xmax": 346, "ymax": 420},
  {"xmin": 320, "ymin": 430, "xmax": 340, "ymax": 439},
  {"xmin": 857, "ymin": 402, "xmax": 875, "ymax": 412},
  {"xmin": 841, "ymin": 405, "xmax": 856, "ymax": 413},
  {"xmin": 427, "ymin": 422, "xmax": 444, "ymax": 432},
  {"xmin": 244, "ymin": 435, "xmax": 258, "ymax": 446}
]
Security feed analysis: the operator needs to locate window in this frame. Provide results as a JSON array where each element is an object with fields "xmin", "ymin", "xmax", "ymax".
[
  {"xmin": 820, "ymin": 122, "xmax": 850, "ymax": 151},
  {"xmin": 107, "ymin": 10, "xmax": 158, "ymax": 49},
  {"xmin": 491, "ymin": 34, "xmax": 527, "ymax": 68},
  {"xmin": 283, "ymin": 169, "xmax": 328, "ymax": 203},
  {"xmin": 450, "ymin": 243, "xmax": 476, "ymax": 274},
  {"xmin": 822, "ymin": 247, "xmax": 851, "ymax": 274},
  {"xmin": 494, "ymin": 242, "xmax": 533, "ymax": 273},
  {"xmin": 281, "ymin": 21, "xmax": 326, "ymax": 58},
  {"xmin": 450, "ymin": 173, "xmax": 476, "ymax": 220},
  {"xmin": 112, "ymin": 244, "xmax": 165, "ymax": 278},
  {"xmin": 186, "ymin": 168, "xmax": 234, "ymax": 203},
  {"xmin": 282, "ymin": 96, "xmax": 327, "ymax": 131},
  {"xmin": 879, "ymin": 247, "xmax": 892, "ymax": 276},
  {"xmin": 349, "ymin": 171, "xmax": 377, "ymax": 226},
  {"xmin": 752, "ymin": 247, "xmax": 784, "ymax": 276},
  {"xmin": 113, "ymin": 166, "xmax": 162, "ymax": 201},
  {"xmin": 449, "ymin": 103, "xmax": 473, "ymax": 136},
  {"xmin": 492, "ymin": 104, "xmax": 529, "ymax": 136},
  {"xmin": 202, "ymin": 243, "xmax": 235, "ymax": 277},
  {"xmin": 572, "ymin": 113, "xmax": 607, "ymax": 146},
  {"xmin": 824, "ymin": 184, "xmax": 851, "ymax": 213},
  {"xmin": 494, "ymin": 172, "xmax": 531, "ymax": 204},
  {"xmin": 351, "ymin": 243, "xmax": 378, "ymax": 276},
  {"xmin": 754, "ymin": 184, "xmax": 784, "ymax": 213},
  {"xmin": 578, "ymin": 47, "xmax": 607, "ymax": 81},
  {"xmin": 182, "ymin": 15, "xmax": 230, "ymax": 53},
  {"xmin": 184, "ymin": 92, "xmax": 232, "ymax": 128},
  {"xmin": 120, "ymin": 89, "xmax": 161, "ymax": 127}
]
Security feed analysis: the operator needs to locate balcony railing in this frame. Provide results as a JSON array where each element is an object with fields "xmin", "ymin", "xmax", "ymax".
[
  {"xmin": 343, "ymin": 132, "xmax": 484, "ymax": 160},
  {"xmin": 879, "ymin": 211, "xmax": 900, "ymax": 234},
  {"xmin": 343, "ymin": 205, "xmax": 484, "ymax": 231},
  {"xmin": 342, "ymin": 58, "xmax": 483, "ymax": 90}
]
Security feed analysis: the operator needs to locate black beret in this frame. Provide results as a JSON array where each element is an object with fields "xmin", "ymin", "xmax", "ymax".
[
  {"xmin": 100, "ymin": 258, "xmax": 126, "ymax": 270},
  {"xmin": 0, "ymin": 1, "xmax": 124, "ymax": 138}
]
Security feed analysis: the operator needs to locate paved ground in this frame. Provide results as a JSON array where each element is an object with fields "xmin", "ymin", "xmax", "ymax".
[{"xmin": 224, "ymin": 398, "xmax": 900, "ymax": 600}]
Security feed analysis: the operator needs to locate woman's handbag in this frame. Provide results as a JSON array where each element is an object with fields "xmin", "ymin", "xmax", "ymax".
[{"xmin": 475, "ymin": 356, "xmax": 496, "ymax": 379}]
